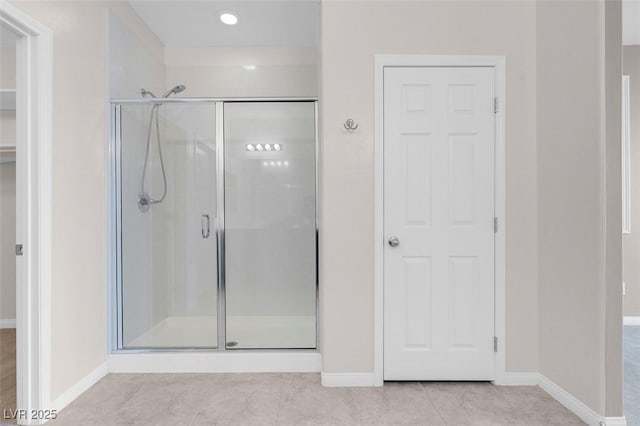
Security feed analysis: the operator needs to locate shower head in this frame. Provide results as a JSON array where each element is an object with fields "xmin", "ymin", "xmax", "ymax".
[{"xmin": 162, "ymin": 85, "xmax": 186, "ymax": 98}]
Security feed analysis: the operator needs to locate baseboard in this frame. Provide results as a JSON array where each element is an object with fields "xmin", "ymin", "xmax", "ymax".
[
  {"xmin": 603, "ymin": 417, "xmax": 628, "ymax": 426},
  {"xmin": 493, "ymin": 372, "xmax": 539, "ymax": 386},
  {"xmin": 0, "ymin": 319, "xmax": 16, "ymax": 329},
  {"xmin": 494, "ymin": 373, "xmax": 625, "ymax": 425},
  {"xmin": 50, "ymin": 361, "xmax": 108, "ymax": 412},
  {"xmin": 623, "ymin": 316, "xmax": 640, "ymax": 326},
  {"xmin": 537, "ymin": 374, "xmax": 626, "ymax": 426},
  {"xmin": 108, "ymin": 351, "xmax": 321, "ymax": 373},
  {"xmin": 320, "ymin": 372, "xmax": 376, "ymax": 387}
]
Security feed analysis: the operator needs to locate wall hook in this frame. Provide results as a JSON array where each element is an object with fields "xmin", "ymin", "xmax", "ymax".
[{"xmin": 344, "ymin": 118, "xmax": 359, "ymax": 132}]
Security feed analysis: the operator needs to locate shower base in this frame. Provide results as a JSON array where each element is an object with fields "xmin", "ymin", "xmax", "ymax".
[{"xmin": 126, "ymin": 315, "xmax": 315, "ymax": 349}]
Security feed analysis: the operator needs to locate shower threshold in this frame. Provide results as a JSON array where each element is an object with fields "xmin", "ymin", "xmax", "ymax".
[{"xmin": 126, "ymin": 315, "xmax": 316, "ymax": 349}]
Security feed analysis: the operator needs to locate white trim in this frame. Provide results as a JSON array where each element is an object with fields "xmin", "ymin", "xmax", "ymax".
[
  {"xmin": 0, "ymin": 2, "xmax": 53, "ymax": 424},
  {"xmin": 493, "ymin": 372, "xmax": 539, "ymax": 386},
  {"xmin": 108, "ymin": 351, "xmax": 321, "ymax": 373},
  {"xmin": 604, "ymin": 418, "xmax": 628, "ymax": 426},
  {"xmin": 373, "ymin": 56, "xmax": 385, "ymax": 388},
  {"xmin": 0, "ymin": 319, "xmax": 16, "ymax": 329},
  {"xmin": 623, "ymin": 316, "xmax": 640, "ymax": 325},
  {"xmin": 622, "ymin": 75, "xmax": 631, "ymax": 234},
  {"xmin": 537, "ymin": 374, "xmax": 626, "ymax": 426},
  {"xmin": 320, "ymin": 372, "xmax": 376, "ymax": 387},
  {"xmin": 373, "ymin": 54, "xmax": 506, "ymax": 386},
  {"xmin": 50, "ymin": 362, "xmax": 108, "ymax": 413},
  {"xmin": 105, "ymin": 10, "xmax": 115, "ymax": 356}
]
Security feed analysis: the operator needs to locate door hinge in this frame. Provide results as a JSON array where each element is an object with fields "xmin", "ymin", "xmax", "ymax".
[
  {"xmin": 494, "ymin": 336, "xmax": 498, "ymax": 352},
  {"xmin": 494, "ymin": 217, "xmax": 498, "ymax": 234},
  {"xmin": 15, "ymin": 244, "xmax": 23, "ymax": 256},
  {"xmin": 494, "ymin": 97, "xmax": 498, "ymax": 114}
]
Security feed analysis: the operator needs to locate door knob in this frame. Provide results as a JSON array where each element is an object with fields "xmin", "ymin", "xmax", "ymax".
[{"xmin": 388, "ymin": 236, "xmax": 400, "ymax": 247}]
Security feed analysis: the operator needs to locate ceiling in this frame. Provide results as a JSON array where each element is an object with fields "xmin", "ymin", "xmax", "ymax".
[{"xmin": 128, "ymin": 1, "xmax": 319, "ymax": 48}]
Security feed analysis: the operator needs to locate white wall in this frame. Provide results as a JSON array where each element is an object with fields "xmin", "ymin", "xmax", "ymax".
[
  {"xmin": 165, "ymin": 47, "xmax": 317, "ymax": 98},
  {"xmin": 536, "ymin": 0, "xmax": 623, "ymax": 416},
  {"xmin": 0, "ymin": 46, "xmax": 15, "ymax": 88},
  {"xmin": 0, "ymin": 162, "xmax": 15, "ymax": 323},
  {"xmin": 604, "ymin": 0, "xmax": 623, "ymax": 416},
  {"xmin": 319, "ymin": 0, "xmax": 538, "ymax": 374},
  {"xmin": 623, "ymin": 45, "xmax": 640, "ymax": 317},
  {"xmin": 0, "ymin": 46, "xmax": 16, "ymax": 324},
  {"xmin": 108, "ymin": 9, "xmax": 165, "ymax": 99}
]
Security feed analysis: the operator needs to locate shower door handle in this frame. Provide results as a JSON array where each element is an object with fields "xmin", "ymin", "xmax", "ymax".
[{"xmin": 201, "ymin": 214, "xmax": 210, "ymax": 238}]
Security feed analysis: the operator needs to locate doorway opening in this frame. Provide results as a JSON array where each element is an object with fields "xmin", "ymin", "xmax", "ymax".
[
  {"xmin": 0, "ymin": 21, "xmax": 18, "ymax": 424},
  {"xmin": 0, "ymin": 3, "xmax": 52, "ymax": 424}
]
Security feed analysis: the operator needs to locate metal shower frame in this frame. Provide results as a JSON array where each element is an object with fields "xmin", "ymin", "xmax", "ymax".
[{"xmin": 109, "ymin": 97, "xmax": 319, "ymax": 353}]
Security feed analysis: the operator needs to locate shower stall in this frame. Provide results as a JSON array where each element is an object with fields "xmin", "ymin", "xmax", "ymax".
[{"xmin": 110, "ymin": 98, "xmax": 317, "ymax": 351}]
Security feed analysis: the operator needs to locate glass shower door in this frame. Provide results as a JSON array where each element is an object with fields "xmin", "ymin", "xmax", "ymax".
[
  {"xmin": 118, "ymin": 102, "xmax": 218, "ymax": 348},
  {"xmin": 223, "ymin": 101, "xmax": 317, "ymax": 349}
]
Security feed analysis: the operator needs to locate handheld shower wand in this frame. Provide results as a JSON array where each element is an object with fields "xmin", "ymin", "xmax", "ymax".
[{"xmin": 137, "ymin": 85, "xmax": 187, "ymax": 212}]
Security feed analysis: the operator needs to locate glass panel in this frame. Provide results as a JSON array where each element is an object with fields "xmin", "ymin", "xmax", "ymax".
[
  {"xmin": 224, "ymin": 102, "xmax": 317, "ymax": 349},
  {"xmin": 119, "ymin": 102, "xmax": 217, "ymax": 348}
]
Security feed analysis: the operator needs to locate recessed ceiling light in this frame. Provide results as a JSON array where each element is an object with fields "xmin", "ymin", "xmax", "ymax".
[
  {"xmin": 243, "ymin": 65, "xmax": 257, "ymax": 71},
  {"xmin": 220, "ymin": 11, "xmax": 238, "ymax": 25}
]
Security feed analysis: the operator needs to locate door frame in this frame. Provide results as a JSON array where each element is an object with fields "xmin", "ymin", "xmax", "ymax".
[
  {"xmin": 373, "ymin": 55, "xmax": 506, "ymax": 386},
  {"xmin": 0, "ymin": 1, "xmax": 53, "ymax": 423}
]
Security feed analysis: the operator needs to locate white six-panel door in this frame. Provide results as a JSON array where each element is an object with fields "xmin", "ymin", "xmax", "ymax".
[{"xmin": 383, "ymin": 67, "xmax": 495, "ymax": 380}]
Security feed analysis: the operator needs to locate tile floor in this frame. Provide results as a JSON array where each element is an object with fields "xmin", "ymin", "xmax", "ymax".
[{"xmin": 48, "ymin": 373, "xmax": 584, "ymax": 425}]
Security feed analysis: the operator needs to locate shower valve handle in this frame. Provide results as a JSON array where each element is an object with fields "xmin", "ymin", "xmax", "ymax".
[{"xmin": 201, "ymin": 214, "xmax": 210, "ymax": 238}]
